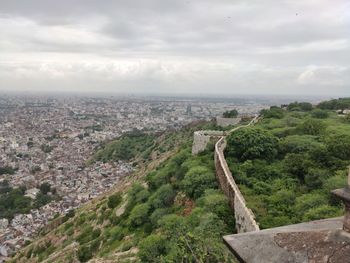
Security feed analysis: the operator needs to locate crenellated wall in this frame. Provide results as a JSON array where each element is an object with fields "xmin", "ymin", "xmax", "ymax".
[{"xmin": 215, "ymin": 137, "xmax": 260, "ymax": 233}]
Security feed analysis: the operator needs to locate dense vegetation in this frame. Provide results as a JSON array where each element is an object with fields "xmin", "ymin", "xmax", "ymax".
[
  {"xmin": 223, "ymin": 109, "xmax": 238, "ymax": 118},
  {"xmin": 317, "ymin": 97, "xmax": 350, "ymax": 110},
  {"xmin": 0, "ymin": 166, "xmax": 16, "ymax": 175},
  {"xmin": 93, "ymin": 131, "xmax": 157, "ymax": 162},
  {"xmin": 13, "ymin": 122, "xmax": 235, "ymax": 263},
  {"xmin": 225, "ymin": 99, "xmax": 349, "ymax": 229},
  {"xmin": 0, "ymin": 181, "xmax": 58, "ymax": 220}
]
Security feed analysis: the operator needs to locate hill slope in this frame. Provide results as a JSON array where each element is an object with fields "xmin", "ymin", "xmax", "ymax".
[{"xmin": 11, "ymin": 121, "xmax": 236, "ymax": 263}]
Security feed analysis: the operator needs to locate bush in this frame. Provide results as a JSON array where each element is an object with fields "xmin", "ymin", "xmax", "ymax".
[
  {"xmin": 181, "ymin": 166, "xmax": 217, "ymax": 199},
  {"xmin": 287, "ymin": 102, "xmax": 313, "ymax": 111},
  {"xmin": 150, "ymin": 208, "xmax": 171, "ymax": 227},
  {"xmin": 283, "ymin": 153, "xmax": 314, "ymax": 182},
  {"xmin": 129, "ymin": 203, "xmax": 150, "ymax": 227},
  {"xmin": 302, "ymin": 205, "xmax": 341, "ymax": 221},
  {"xmin": 261, "ymin": 107, "xmax": 285, "ymax": 119},
  {"xmin": 223, "ymin": 109, "xmax": 238, "ymax": 118},
  {"xmin": 107, "ymin": 193, "xmax": 122, "ymax": 209},
  {"xmin": 226, "ymin": 128, "xmax": 279, "ymax": 161},
  {"xmin": 304, "ymin": 168, "xmax": 329, "ymax": 190},
  {"xmin": 312, "ymin": 109, "xmax": 329, "ymax": 119},
  {"xmin": 138, "ymin": 234, "xmax": 167, "ymax": 262},
  {"xmin": 278, "ymin": 135, "xmax": 321, "ymax": 155},
  {"xmin": 77, "ymin": 245, "xmax": 93, "ymax": 262},
  {"xmin": 325, "ymin": 133, "xmax": 350, "ymax": 160},
  {"xmin": 196, "ymin": 190, "xmax": 233, "ymax": 225},
  {"xmin": 149, "ymin": 184, "xmax": 175, "ymax": 209},
  {"xmin": 297, "ymin": 118, "xmax": 326, "ymax": 135},
  {"xmin": 0, "ymin": 166, "xmax": 15, "ymax": 175}
]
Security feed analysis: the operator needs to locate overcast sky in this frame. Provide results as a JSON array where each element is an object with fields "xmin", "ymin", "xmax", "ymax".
[{"xmin": 0, "ymin": 0, "xmax": 349, "ymax": 96}]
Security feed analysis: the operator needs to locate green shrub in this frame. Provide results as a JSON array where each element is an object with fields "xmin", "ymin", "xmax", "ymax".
[
  {"xmin": 149, "ymin": 184, "xmax": 175, "ymax": 209},
  {"xmin": 181, "ymin": 166, "xmax": 217, "ymax": 199},
  {"xmin": 312, "ymin": 109, "xmax": 329, "ymax": 119},
  {"xmin": 107, "ymin": 193, "xmax": 122, "ymax": 209},
  {"xmin": 226, "ymin": 128, "xmax": 279, "ymax": 161},
  {"xmin": 297, "ymin": 118, "xmax": 326, "ymax": 135},
  {"xmin": 138, "ymin": 234, "xmax": 167, "ymax": 262},
  {"xmin": 129, "ymin": 203, "xmax": 150, "ymax": 227},
  {"xmin": 302, "ymin": 205, "xmax": 341, "ymax": 221},
  {"xmin": 77, "ymin": 245, "xmax": 93, "ymax": 262}
]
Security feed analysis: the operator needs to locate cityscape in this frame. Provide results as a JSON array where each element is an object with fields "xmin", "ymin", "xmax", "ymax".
[{"xmin": 0, "ymin": 94, "xmax": 268, "ymax": 258}]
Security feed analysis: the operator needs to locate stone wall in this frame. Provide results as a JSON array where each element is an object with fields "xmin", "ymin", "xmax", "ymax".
[
  {"xmin": 192, "ymin": 116, "xmax": 260, "ymax": 233},
  {"xmin": 216, "ymin": 117, "xmax": 241, "ymax": 128},
  {"xmin": 215, "ymin": 137, "xmax": 260, "ymax": 233},
  {"xmin": 192, "ymin": 130, "xmax": 225, "ymax": 155}
]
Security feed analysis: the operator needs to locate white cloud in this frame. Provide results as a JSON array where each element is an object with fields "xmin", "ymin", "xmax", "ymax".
[{"xmin": 0, "ymin": 0, "xmax": 349, "ymax": 95}]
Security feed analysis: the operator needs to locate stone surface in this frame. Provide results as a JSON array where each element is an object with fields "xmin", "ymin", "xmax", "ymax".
[
  {"xmin": 332, "ymin": 187, "xmax": 350, "ymax": 233},
  {"xmin": 224, "ymin": 217, "xmax": 350, "ymax": 263},
  {"xmin": 191, "ymin": 130, "xmax": 225, "ymax": 155}
]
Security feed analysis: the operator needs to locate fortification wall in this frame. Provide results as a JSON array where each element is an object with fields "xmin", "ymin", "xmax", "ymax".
[
  {"xmin": 215, "ymin": 137, "xmax": 259, "ymax": 233},
  {"xmin": 216, "ymin": 117, "xmax": 241, "ymax": 128},
  {"xmin": 192, "ymin": 130, "xmax": 225, "ymax": 155}
]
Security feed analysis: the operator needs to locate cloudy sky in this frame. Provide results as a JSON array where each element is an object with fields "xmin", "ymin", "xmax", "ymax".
[{"xmin": 0, "ymin": 0, "xmax": 349, "ymax": 96}]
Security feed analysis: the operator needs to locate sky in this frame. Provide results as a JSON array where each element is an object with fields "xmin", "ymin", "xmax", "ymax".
[{"xmin": 0, "ymin": 0, "xmax": 349, "ymax": 96}]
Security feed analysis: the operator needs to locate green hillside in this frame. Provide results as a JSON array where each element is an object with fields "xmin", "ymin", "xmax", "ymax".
[{"xmin": 11, "ymin": 122, "xmax": 235, "ymax": 263}]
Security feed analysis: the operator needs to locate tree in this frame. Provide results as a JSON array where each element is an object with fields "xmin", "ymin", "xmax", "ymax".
[
  {"xmin": 107, "ymin": 193, "xmax": 122, "ymax": 209},
  {"xmin": 138, "ymin": 234, "xmax": 167, "ymax": 262},
  {"xmin": 223, "ymin": 109, "xmax": 238, "ymax": 118},
  {"xmin": 0, "ymin": 180, "xmax": 11, "ymax": 194},
  {"xmin": 77, "ymin": 245, "xmax": 93, "ymax": 262},
  {"xmin": 149, "ymin": 184, "xmax": 175, "ymax": 209},
  {"xmin": 0, "ymin": 166, "xmax": 15, "ymax": 175},
  {"xmin": 312, "ymin": 109, "xmax": 329, "ymax": 119},
  {"xmin": 304, "ymin": 168, "xmax": 329, "ymax": 190},
  {"xmin": 260, "ymin": 106, "xmax": 284, "ymax": 119},
  {"xmin": 226, "ymin": 128, "xmax": 279, "ymax": 161},
  {"xmin": 196, "ymin": 190, "xmax": 233, "ymax": 226},
  {"xmin": 287, "ymin": 102, "xmax": 313, "ymax": 111},
  {"xmin": 39, "ymin": 182, "xmax": 51, "ymax": 195},
  {"xmin": 278, "ymin": 135, "xmax": 321, "ymax": 155},
  {"xmin": 283, "ymin": 153, "xmax": 314, "ymax": 182},
  {"xmin": 129, "ymin": 203, "xmax": 150, "ymax": 227},
  {"xmin": 34, "ymin": 192, "xmax": 52, "ymax": 208},
  {"xmin": 325, "ymin": 133, "xmax": 350, "ymax": 160},
  {"xmin": 297, "ymin": 118, "xmax": 326, "ymax": 135},
  {"xmin": 181, "ymin": 166, "xmax": 217, "ymax": 199}
]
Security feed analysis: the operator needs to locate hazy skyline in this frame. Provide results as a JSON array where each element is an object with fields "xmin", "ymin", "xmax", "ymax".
[{"xmin": 0, "ymin": 0, "xmax": 349, "ymax": 96}]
